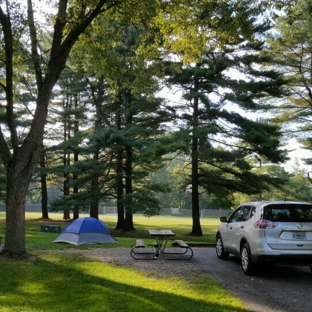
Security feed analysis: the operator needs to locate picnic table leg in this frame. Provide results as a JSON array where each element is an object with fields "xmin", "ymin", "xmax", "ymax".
[
  {"xmin": 154, "ymin": 238, "xmax": 162, "ymax": 257},
  {"xmin": 155, "ymin": 236, "xmax": 170, "ymax": 257}
]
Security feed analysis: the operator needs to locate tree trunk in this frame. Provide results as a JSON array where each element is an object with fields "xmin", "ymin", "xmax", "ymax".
[
  {"xmin": 63, "ymin": 176, "xmax": 71, "ymax": 220},
  {"xmin": 90, "ymin": 175, "xmax": 99, "ymax": 219},
  {"xmin": 115, "ymin": 110, "xmax": 125, "ymax": 229},
  {"xmin": 190, "ymin": 75, "xmax": 202, "ymax": 236},
  {"xmin": 124, "ymin": 146, "xmax": 135, "ymax": 231},
  {"xmin": 3, "ymin": 139, "xmax": 43, "ymax": 257},
  {"xmin": 63, "ymin": 152, "xmax": 71, "ymax": 220},
  {"xmin": 124, "ymin": 94, "xmax": 135, "ymax": 232},
  {"xmin": 40, "ymin": 147, "xmax": 49, "ymax": 219},
  {"xmin": 124, "ymin": 209, "xmax": 134, "ymax": 232},
  {"xmin": 5, "ymin": 191, "xmax": 27, "ymax": 258},
  {"xmin": 73, "ymin": 94, "xmax": 80, "ymax": 220},
  {"xmin": 89, "ymin": 150, "xmax": 99, "ymax": 219},
  {"xmin": 115, "ymin": 155, "xmax": 125, "ymax": 229},
  {"xmin": 89, "ymin": 134, "xmax": 100, "ymax": 219}
]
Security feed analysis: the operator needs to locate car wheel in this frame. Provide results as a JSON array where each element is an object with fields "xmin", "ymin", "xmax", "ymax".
[
  {"xmin": 216, "ymin": 235, "xmax": 229, "ymax": 260},
  {"xmin": 241, "ymin": 243, "xmax": 255, "ymax": 275},
  {"xmin": 309, "ymin": 265, "xmax": 312, "ymax": 273}
]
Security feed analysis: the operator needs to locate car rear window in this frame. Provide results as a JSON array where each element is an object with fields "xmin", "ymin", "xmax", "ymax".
[{"xmin": 263, "ymin": 204, "xmax": 312, "ymax": 222}]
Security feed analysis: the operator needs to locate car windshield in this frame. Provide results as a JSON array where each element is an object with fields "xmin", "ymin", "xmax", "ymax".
[{"xmin": 263, "ymin": 204, "xmax": 312, "ymax": 222}]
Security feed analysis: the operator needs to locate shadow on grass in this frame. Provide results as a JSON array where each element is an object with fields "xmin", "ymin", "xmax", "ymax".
[{"xmin": 0, "ymin": 252, "xmax": 251, "ymax": 312}]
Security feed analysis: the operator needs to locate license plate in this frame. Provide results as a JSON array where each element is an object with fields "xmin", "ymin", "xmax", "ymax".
[{"xmin": 292, "ymin": 232, "xmax": 306, "ymax": 239}]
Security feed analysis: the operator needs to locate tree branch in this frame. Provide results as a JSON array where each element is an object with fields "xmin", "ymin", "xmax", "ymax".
[
  {"xmin": 0, "ymin": 127, "xmax": 12, "ymax": 167},
  {"xmin": 27, "ymin": 0, "xmax": 43, "ymax": 90},
  {"xmin": 0, "ymin": 1, "xmax": 19, "ymax": 150}
]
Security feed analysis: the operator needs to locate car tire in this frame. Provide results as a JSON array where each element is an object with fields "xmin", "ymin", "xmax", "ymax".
[
  {"xmin": 309, "ymin": 265, "xmax": 312, "ymax": 273},
  {"xmin": 241, "ymin": 243, "xmax": 256, "ymax": 275},
  {"xmin": 216, "ymin": 234, "xmax": 229, "ymax": 260}
]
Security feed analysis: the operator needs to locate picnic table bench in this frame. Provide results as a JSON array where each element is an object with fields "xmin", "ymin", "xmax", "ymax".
[
  {"xmin": 130, "ymin": 230, "xmax": 194, "ymax": 260},
  {"xmin": 130, "ymin": 239, "xmax": 159, "ymax": 260},
  {"xmin": 162, "ymin": 239, "xmax": 194, "ymax": 260},
  {"xmin": 134, "ymin": 239, "xmax": 145, "ymax": 248}
]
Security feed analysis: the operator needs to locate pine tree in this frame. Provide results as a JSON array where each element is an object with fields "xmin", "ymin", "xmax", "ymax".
[
  {"xmin": 264, "ymin": 0, "xmax": 312, "ymax": 167},
  {"xmin": 161, "ymin": 0, "xmax": 288, "ymax": 236},
  {"xmin": 71, "ymin": 13, "xmax": 177, "ymax": 230}
]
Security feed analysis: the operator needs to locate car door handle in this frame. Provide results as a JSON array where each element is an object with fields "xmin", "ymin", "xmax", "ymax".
[{"xmin": 240, "ymin": 225, "xmax": 244, "ymax": 228}]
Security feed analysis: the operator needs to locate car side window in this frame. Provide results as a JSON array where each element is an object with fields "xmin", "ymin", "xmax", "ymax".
[
  {"xmin": 239, "ymin": 206, "xmax": 253, "ymax": 222},
  {"xmin": 228, "ymin": 208, "xmax": 241, "ymax": 223},
  {"xmin": 250, "ymin": 207, "xmax": 256, "ymax": 218},
  {"xmin": 228, "ymin": 206, "xmax": 253, "ymax": 223}
]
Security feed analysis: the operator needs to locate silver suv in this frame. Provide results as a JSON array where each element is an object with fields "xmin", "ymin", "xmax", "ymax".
[{"xmin": 216, "ymin": 201, "xmax": 312, "ymax": 275}]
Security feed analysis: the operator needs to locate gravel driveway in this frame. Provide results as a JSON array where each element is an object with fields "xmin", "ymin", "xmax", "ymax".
[{"xmin": 193, "ymin": 247, "xmax": 312, "ymax": 312}]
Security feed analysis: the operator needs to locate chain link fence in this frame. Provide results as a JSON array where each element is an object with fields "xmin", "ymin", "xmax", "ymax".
[
  {"xmin": 102, "ymin": 206, "xmax": 232, "ymax": 218},
  {"xmin": 0, "ymin": 204, "xmax": 233, "ymax": 219}
]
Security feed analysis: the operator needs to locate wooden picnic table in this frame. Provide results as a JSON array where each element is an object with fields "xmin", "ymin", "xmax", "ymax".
[
  {"xmin": 148, "ymin": 229, "xmax": 175, "ymax": 256},
  {"xmin": 130, "ymin": 229, "xmax": 193, "ymax": 260}
]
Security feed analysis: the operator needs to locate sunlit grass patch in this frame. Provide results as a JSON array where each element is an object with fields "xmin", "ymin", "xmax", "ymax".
[
  {"xmin": 0, "ymin": 213, "xmax": 250, "ymax": 311},
  {"xmin": 0, "ymin": 252, "xmax": 250, "ymax": 312}
]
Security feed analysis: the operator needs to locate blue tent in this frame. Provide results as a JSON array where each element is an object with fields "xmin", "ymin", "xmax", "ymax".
[{"xmin": 53, "ymin": 217, "xmax": 118, "ymax": 245}]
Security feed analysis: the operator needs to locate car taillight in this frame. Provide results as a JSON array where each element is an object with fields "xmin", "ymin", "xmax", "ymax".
[{"xmin": 254, "ymin": 219, "xmax": 277, "ymax": 229}]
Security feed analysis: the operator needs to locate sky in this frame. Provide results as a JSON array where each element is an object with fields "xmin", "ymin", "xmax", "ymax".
[{"xmin": 285, "ymin": 139, "xmax": 312, "ymax": 172}]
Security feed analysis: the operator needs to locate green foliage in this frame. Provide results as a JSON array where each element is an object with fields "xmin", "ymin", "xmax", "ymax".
[
  {"xmin": 46, "ymin": 16, "xmax": 176, "ymax": 218},
  {"xmin": 164, "ymin": 53, "xmax": 287, "ymax": 206},
  {"xmin": 154, "ymin": 0, "xmax": 270, "ymax": 64},
  {"xmin": 232, "ymin": 163, "xmax": 312, "ymax": 205},
  {"xmin": 47, "ymin": 0, "xmax": 292, "ymax": 218},
  {"xmin": 263, "ymin": 0, "xmax": 312, "ymax": 166}
]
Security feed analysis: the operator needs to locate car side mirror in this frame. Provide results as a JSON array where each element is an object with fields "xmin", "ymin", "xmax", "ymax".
[{"xmin": 220, "ymin": 216, "xmax": 228, "ymax": 222}]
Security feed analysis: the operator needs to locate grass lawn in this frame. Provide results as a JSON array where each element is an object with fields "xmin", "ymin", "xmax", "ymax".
[{"xmin": 0, "ymin": 213, "xmax": 251, "ymax": 312}]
